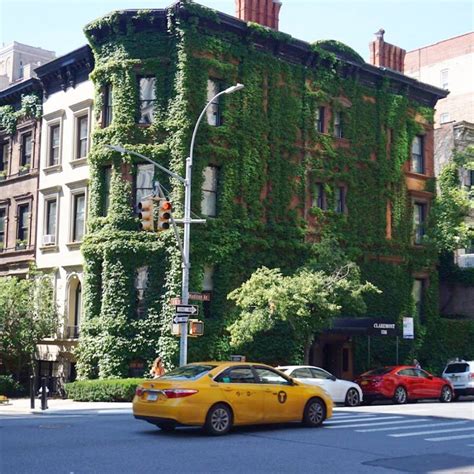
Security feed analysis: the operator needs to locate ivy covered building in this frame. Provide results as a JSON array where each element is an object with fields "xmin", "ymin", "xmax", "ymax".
[{"xmin": 76, "ymin": 0, "xmax": 470, "ymax": 380}]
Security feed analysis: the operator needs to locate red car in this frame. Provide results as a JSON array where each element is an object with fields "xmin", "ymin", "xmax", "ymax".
[{"xmin": 355, "ymin": 366, "xmax": 454, "ymax": 404}]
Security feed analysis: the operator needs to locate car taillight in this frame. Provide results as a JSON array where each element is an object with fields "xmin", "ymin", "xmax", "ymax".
[
  {"xmin": 471, "ymin": 373, "xmax": 474, "ymax": 379},
  {"xmin": 135, "ymin": 387, "xmax": 144, "ymax": 397},
  {"xmin": 163, "ymin": 389, "xmax": 198, "ymax": 399}
]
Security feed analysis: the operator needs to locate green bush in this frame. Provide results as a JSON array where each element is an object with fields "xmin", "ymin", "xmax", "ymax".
[
  {"xmin": 64, "ymin": 378, "xmax": 144, "ymax": 402},
  {"xmin": 0, "ymin": 375, "xmax": 24, "ymax": 397}
]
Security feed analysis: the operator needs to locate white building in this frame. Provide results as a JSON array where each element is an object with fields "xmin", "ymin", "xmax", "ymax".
[
  {"xmin": 34, "ymin": 46, "xmax": 94, "ymax": 385},
  {"xmin": 0, "ymin": 41, "xmax": 55, "ymax": 91}
]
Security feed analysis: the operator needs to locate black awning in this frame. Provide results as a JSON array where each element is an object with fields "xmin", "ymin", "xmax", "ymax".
[{"xmin": 327, "ymin": 317, "xmax": 400, "ymax": 337}]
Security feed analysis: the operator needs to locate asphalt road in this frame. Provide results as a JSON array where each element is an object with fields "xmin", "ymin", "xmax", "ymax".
[{"xmin": 1, "ymin": 400, "xmax": 473, "ymax": 474}]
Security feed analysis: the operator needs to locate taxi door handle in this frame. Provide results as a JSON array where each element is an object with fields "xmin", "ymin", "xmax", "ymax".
[
  {"xmin": 265, "ymin": 389, "xmax": 276, "ymax": 394},
  {"xmin": 223, "ymin": 387, "xmax": 233, "ymax": 392}
]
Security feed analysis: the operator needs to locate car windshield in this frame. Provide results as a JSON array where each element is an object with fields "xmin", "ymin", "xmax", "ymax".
[
  {"xmin": 362, "ymin": 367, "xmax": 392, "ymax": 376},
  {"xmin": 444, "ymin": 363, "xmax": 469, "ymax": 374},
  {"xmin": 159, "ymin": 364, "xmax": 216, "ymax": 380}
]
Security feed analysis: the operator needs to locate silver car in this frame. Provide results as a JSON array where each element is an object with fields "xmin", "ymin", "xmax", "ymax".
[
  {"xmin": 442, "ymin": 360, "xmax": 474, "ymax": 400},
  {"xmin": 277, "ymin": 365, "xmax": 363, "ymax": 407}
]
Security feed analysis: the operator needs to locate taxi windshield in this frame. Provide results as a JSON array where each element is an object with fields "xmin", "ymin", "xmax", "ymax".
[{"xmin": 159, "ymin": 364, "xmax": 216, "ymax": 381}]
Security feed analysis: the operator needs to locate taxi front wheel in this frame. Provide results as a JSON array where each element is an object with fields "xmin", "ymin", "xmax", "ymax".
[
  {"xmin": 205, "ymin": 403, "xmax": 233, "ymax": 436},
  {"xmin": 303, "ymin": 398, "xmax": 326, "ymax": 427}
]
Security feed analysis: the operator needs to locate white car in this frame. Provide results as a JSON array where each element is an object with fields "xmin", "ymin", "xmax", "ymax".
[
  {"xmin": 277, "ymin": 365, "xmax": 363, "ymax": 407},
  {"xmin": 442, "ymin": 360, "xmax": 474, "ymax": 400}
]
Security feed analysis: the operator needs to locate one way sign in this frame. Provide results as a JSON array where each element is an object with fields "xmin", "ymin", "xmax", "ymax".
[{"xmin": 175, "ymin": 304, "xmax": 199, "ymax": 315}]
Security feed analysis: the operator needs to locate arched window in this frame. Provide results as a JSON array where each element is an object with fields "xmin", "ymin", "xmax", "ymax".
[{"xmin": 67, "ymin": 276, "xmax": 82, "ymax": 338}]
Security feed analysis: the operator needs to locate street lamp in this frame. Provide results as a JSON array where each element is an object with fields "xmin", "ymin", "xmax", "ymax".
[
  {"xmin": 106, "ymin": 82, "xmax": 244, "ymax": 367},
  {"xmin": 180, "ymin": 83, "xmax": 244, "ymax": 366}
]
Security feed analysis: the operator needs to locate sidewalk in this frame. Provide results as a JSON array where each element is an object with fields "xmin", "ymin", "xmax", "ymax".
[{"xmin": 0, "ymin": 397, "xmax": 132, "ymax": 416}]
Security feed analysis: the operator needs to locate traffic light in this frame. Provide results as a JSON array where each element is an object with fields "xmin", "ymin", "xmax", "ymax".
[
  {"xmin": 157, "ymin": 199, "xmax": 172, "ymax": 231},
  {"xmin": 189, "ymin": 319, "xmax": 204, "ymax": 337},
  {"xmin": 138, "ymin": 198, "xmax": 154, "ymax": 231}
]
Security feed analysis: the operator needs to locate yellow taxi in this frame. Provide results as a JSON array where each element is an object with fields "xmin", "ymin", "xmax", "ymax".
[{"xmin": 133, "ymin": 361, "xmax": 333, "ymax": 435}]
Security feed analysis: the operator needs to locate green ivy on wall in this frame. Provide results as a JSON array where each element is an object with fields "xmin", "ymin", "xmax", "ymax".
[
  {"xmin": 0, "ymin": 94, "xmax": 42, "ymax": 134},
  {"xmin": 76, "ymin": 3, "xmax": 471, "ymax": 378}
]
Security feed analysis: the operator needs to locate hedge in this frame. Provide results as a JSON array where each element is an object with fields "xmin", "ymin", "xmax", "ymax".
[
  {"xmin": 65, "ymin": 378, "xmax": 144, "ymax": 402},
  {"xmin": 0, "ymin": 375, "xmax": 24, "ymax": 397}
]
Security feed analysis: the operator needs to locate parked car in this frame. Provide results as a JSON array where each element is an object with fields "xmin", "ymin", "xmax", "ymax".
[
  {"xmin": 276, "ymin": 365, "xmax": 363, "ymax": 407},
  {"xmin": 133, "ymin": 362, "xmax": 333, "ymax": 435},
  {"xmin": 442, "ymin": 360, "xmax": 474, "ymax": 400},
  {"xmin": 354, "ymin": 366, "xmax": 454, "ymax": 404}
]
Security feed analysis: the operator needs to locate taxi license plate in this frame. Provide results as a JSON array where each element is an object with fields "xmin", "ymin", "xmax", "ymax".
[
  {"xmin": 147, "ymin": 392, "xmax": 158, "ymax": 402},
  {"xmin": 361, "ymin": 380, "xmax": 368, "ymax": 385}
]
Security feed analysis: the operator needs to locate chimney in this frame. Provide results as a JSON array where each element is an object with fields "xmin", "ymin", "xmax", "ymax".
[
  {"xmin": 235, "ymin": 0, "xmax": 282, "ymax": 30},
  {"xmin": 369, "ymin": 29, "xmax": 406, "ymax": 73}
]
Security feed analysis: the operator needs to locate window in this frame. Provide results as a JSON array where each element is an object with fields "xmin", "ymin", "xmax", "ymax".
[
  {"xmin": 103, "ymin": 85, "xmax": 113, "ymax": 127},
  {"xmin": 309, "ymin": 368, "xmax": 333, "ymax": 380},
  {"xmin": 291, "ymin": 368, "xmax": 313, "ymax": 379},
  {"xmin": 440, "ymin": 69, "xmax": 449, "ymax": 89},
  {"xmin": 412, "ymin": 278, "xmax": 425, "ymax": 322},
  {"xmin": 411, "ymin": 135, "xmax": 424, "ymax": 174},
  {"xmin": 440, "ymin": 113, "xmax": 450, "ymax": 124},
  {"xmin": 413, "ymin": 202, "xmax": 426, "ymax": 244},
  {"xmin": 254, "ymin": 367, "xmax": 291, "ymax": 385},
  {"xmin": 137, "ymin": 76, "xmax": 156, "ymax": 124},
  {"xmin": 135, "ymin": 164, "xmax": 154, "ymax": 210},
  {"xmin": 206, "ymin": 79, "xmax": 222, "ymax": 126},
  {"xmin": 315, "ymin": 106, "xmax": 325, "ymax": 133},
  {"xmin": 72, "ymin": 193, "xmax": 85, "ymax": 242},
  {"xmin": 201, "ymin": 165, "xmax": 219, "ymax": 217},
  {"xmin": 48, "ymin": 124, "xmax": 60, "ymax": 166},
  {"xmin": 45, "ymin": 199, "xmax": 57, "ymax": 239},
  {"xmin": 464, "ymin": 169, "xmax": 474, "ymax": 195},
  {"xmin": 73, "ymin": 282, "xmax": 82, "ymax": 337},
  {"xmin": 135, "ymin": 266, "xmax": 149, "ymax": 317},
  {"xmin": 103, "ymin": 166, "xmax": 112, "ymax": 216},
  {"xmin": 17, "ymin": 203, "xmax": 29, "ymax": 245},
  {"xmin": 333, "ymin": 111, "xmax": 343, "ymax": 138},
  {"xmin": 215, "ymin": 367, "xmax": 256, "ymax": 384},
  {"xmin": 21, "ymin": 133, "xmax": 32, "ymax": 168},
  {"xmin": 335, "ymin": 186, "xmax": 346, "ymax": 213},
  {"xmin": 0, "ymin": 208, "xmax": 6, "ymax": 249},
  {"xmin": 76, "ymin": 115, "xmax": 89, "ymax": 159},
  {"xmin": 313, "ymin": 183, "xmax": 326, "ymax": 210},
  {"xmin": 1, "ymin": 141, "xmax": 9, "ymax": 176}
]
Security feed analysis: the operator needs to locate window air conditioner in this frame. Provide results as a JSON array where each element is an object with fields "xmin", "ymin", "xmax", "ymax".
[{"xmin": 43, "ymin": 234, "xmax": 56, "ymax": 246}]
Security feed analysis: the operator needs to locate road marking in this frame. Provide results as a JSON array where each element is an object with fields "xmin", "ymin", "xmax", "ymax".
[
  {"xmin": 390, "ymin": 427, "xmax": 474, "ymax": 438},
  {"xmin": 425, "ymin": 434, "xmax": 474, "ymax": 442},
  {"xmin": 326, "ymin": 416, "xmax": 404, "ymax": 428},
  {"xmin": 356, "ymin": 420, "xmax": 466, "ymax": 433},
  {"xmin": 326, "ymin": 415, "xmax": 379, "ymax": 423}
]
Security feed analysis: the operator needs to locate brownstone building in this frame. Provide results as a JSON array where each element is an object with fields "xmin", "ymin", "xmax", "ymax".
[{"xmin": 0, "ymin": 79, "xmax": 42, "ymax": 276}]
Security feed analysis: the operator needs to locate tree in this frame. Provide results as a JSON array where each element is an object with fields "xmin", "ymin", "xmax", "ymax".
[
  {"xmin": 0, "ymin": 272, "xmax": 57, "ymax": 381},
  {"xmin": 227, "ymin": 261, "xmax": 379, "ymax": 363},
  {"xmin": 429, "ymin": 145, "xmax": 474, "ymax": 252}
]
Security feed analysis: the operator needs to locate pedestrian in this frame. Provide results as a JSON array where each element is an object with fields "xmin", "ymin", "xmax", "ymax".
[
  {"xmin": 413, "ymin": 358, "xmax": 421, "ymax": 369},
  {"xmin": 150, "ymin": 357, "xmax": 165, "ymax": 378}
]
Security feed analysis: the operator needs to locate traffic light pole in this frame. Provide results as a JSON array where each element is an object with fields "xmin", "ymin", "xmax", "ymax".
[
  {"xmin": 106, "ymin": 83, "xmax": 244, "ymax": 367},
  {"xmin": 179, "ymin": 83, "xmax": 244, "ymax": 366}
]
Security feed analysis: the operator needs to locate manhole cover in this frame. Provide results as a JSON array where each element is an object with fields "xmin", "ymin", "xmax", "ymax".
[{"xmin": 363, "ymin": 453, "xmax": 474, "ymax": 473}]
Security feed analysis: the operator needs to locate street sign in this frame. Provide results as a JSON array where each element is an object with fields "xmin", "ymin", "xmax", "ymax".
[
  {"xmin": 403, "ymin": 317, "xmax": 414, "ymax": 339},
  {"xmin": 175, "ymin": 304, "xmax": 198, "ymax": 315},
  {"xmin": 189, "ymin": 292, "xmax": 211, "ymax": 302},
  {"xmin": 173, "ymin": 315, "xmax": 189, "ymax": 324}
]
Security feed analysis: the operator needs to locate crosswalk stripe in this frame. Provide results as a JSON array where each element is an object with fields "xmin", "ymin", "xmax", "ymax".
[
  {"xmin": 425, "ymin": 433, "xmax": 474, "ymax": 442},
  {"xmin": 326, "ymin": 415, "xmax": 379, "ymax": 423},
  {"xmin": 390, "ymin": 427, "xmax": 474, "ymax": 438},
  {"xmin": 332, "ymin": 412, "xmax": 374, "ymax": 418},
  {"xmin": 356, "ymin": 420, "xmax": 466, "ymax": 433},
  {"xmin": 326, "ymin": 417, "xmax": 407, "ymax": 428}
]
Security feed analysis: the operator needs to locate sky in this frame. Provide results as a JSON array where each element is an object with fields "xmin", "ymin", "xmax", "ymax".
[{"xmin": 0, "ymin": 0, "xmax": 472, "ymax": 61}]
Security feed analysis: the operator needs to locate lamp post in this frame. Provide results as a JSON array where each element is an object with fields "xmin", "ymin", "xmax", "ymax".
[
  {"xmin": 180, "ymin": 83, "xmax": 244, "ymax": 366},
  {"xmin": 106, "ymin": 82, "xmax": 244, "ymax": 367}
]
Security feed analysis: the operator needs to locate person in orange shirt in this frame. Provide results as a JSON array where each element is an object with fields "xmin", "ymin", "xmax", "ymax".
[{"xmin": 150, "ymin": 357, "xmax": 165, "ymax": 378}]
